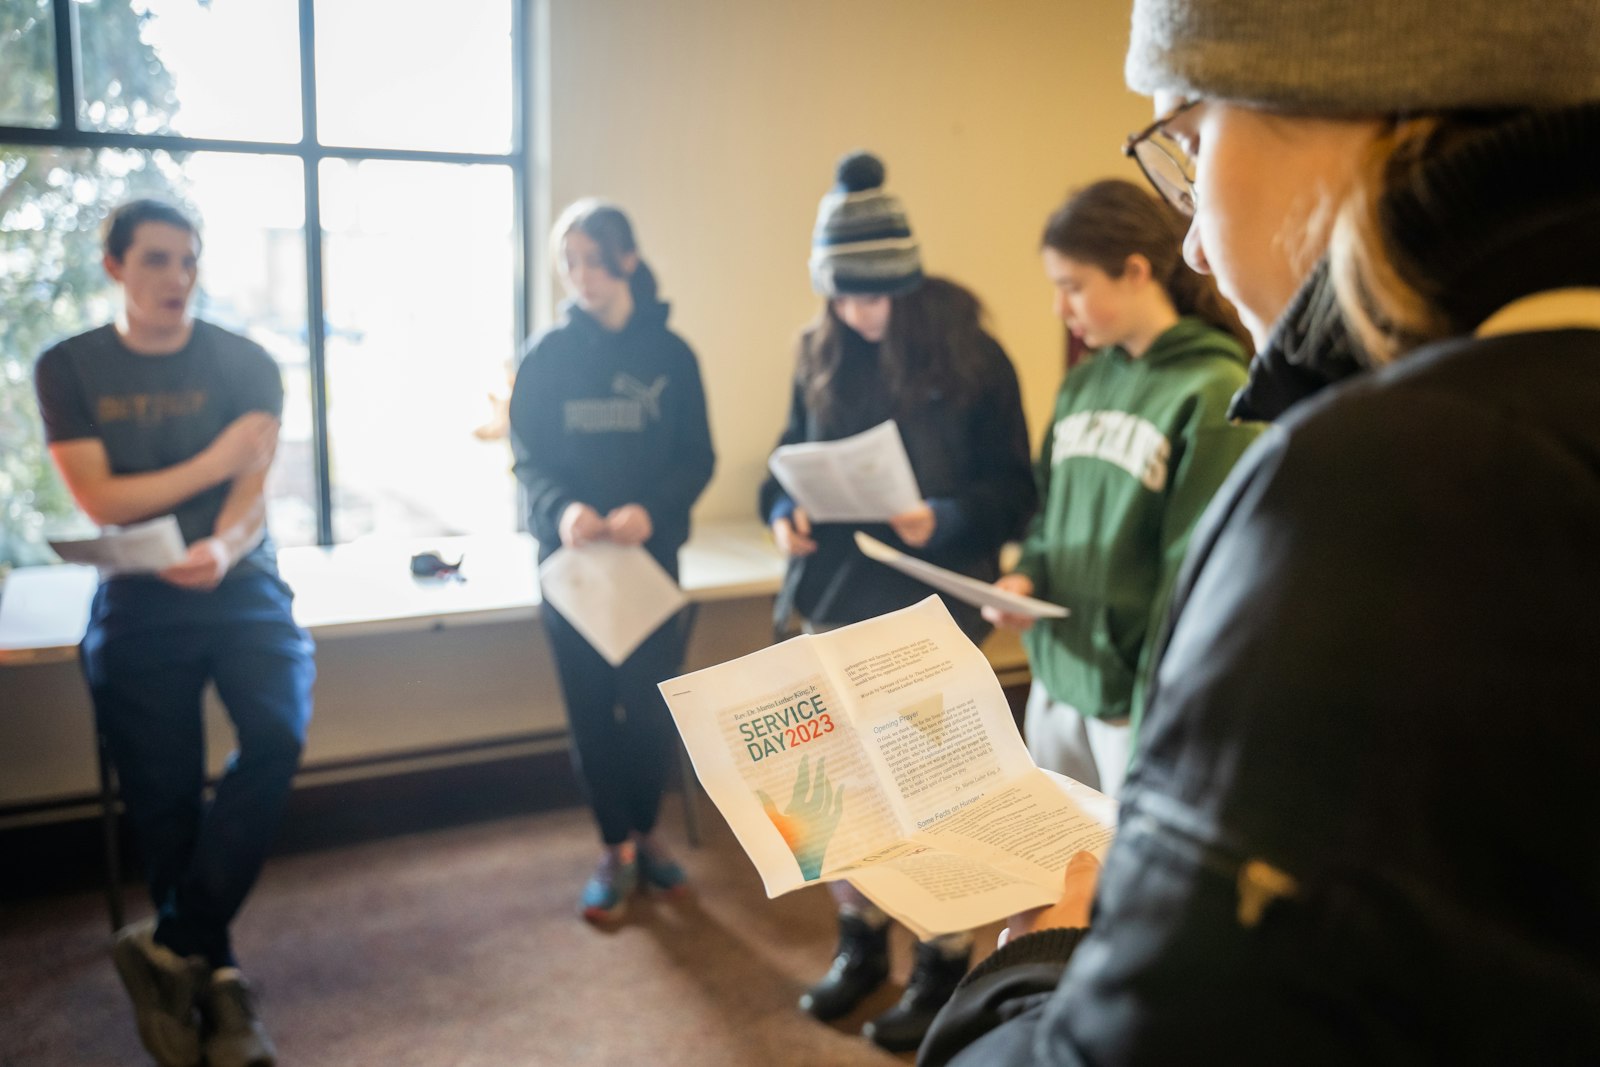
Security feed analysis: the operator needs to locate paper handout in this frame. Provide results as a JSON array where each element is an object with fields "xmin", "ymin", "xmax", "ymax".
[
  {"xmin": 658, "ymin": 595, "xmax": 1115, "ymax": 938},
  {"xmin": 854, "ymin": 532, "xmax": 1069, "ymax": 620},
  {"xmin": 767, "ymin": 420, "xmax": 923, "ymax": 523},
  {"xmin": 48, "ymin": 515, "xmax": 187, "ymax": 576},
  {"xmin": 538, "ymin": 542, "xmax": 688, "ymax": 666}
]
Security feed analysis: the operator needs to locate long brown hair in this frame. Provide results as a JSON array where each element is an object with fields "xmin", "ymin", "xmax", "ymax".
[
  {"xmin": 799, "ymin": 276, "xmax": 988, "ymax": 420},
  {"xmin": 1041, "ymin": 179, "xmax": 1253, "ymax": 354}
]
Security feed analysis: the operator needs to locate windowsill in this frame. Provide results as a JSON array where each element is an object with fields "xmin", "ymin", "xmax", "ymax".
[
  {"xmin": 0, "ymin": 521, "xmax": 787, "ymax": 665},
  {"xmin": 0, "ymin": 520, "xmax": 1029, "ymax": 682}
]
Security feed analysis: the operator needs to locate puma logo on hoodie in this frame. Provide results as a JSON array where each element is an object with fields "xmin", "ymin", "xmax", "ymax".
[{"xmin": 563, "ymin": 373, "xmax": 669, "ymax": 432}]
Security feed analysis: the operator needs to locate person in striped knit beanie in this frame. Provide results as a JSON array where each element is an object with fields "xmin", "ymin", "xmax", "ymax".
[
  {"xmin": 808, "ymin": 151, "xmax": 924, "ymax": 297},
  {"xmin": 760, "ymin": 151, "xmax": 1036, "ymax": 1053}
]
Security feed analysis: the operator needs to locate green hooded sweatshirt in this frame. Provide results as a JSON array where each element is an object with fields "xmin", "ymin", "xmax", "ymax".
[{"xmin": 1015, "ymin": 316, "xmax": 1260, "ymax": 742}]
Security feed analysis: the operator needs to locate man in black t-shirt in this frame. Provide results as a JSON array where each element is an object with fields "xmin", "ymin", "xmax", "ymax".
[{"xmin": 35, "ymin": 200, "xmax": 314, "ymax": 1067}]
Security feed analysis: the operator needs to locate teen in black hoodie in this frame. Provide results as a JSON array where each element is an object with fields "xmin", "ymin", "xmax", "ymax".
[{"xmin": 509, "ymin": 200, "xmax": 714, "ymax": 924}]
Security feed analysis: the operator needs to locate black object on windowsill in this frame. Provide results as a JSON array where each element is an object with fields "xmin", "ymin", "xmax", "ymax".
[{"xmin": 410, "ymin": 551, "xmax": 465, "ymax": 581}]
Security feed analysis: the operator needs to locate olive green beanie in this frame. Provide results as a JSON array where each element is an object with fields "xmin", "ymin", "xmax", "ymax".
[{"xmin": 1125, "ymin": 0, "xmax": 1600, "ymax": 113}]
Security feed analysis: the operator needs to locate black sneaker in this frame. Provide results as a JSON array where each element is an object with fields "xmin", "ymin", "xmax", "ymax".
[
  {"xmin": 797, "ymin": 913, "xmax": 890, "ymax": 1021},
  {"xmin": 110, "ymin": 918, "xmax": 207, "ymax": 1067},
  {"xmin": 861, "ymin": 939, "xmax": 970, "ymax": 1052},
  {"xmin": 201, "ymin": 968, "xmax": 277, "ymax": 1067}
]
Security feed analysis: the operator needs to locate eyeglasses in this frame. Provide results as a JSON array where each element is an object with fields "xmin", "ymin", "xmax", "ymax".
[{"xmin": 1123, "ymin": 100, "xmax": 1199, "ymax": 216}]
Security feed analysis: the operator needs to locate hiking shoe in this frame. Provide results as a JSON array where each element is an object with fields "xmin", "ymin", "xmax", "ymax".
[
  {"xmin": 111, "ymin": 918, "xmax": 207, "ymax": 1067},
  {"xmin": 580, "ymin": 851, "xmax": 639, "ymax": 923},
  {"xmin": 637, "ymin": 838, "xmax": 689, "ymax": 896},
  {"xmin": 798, "ymin": 913, "xmax": 890, "ymax": 1021},
  {"xmin": 201, "ymin": 969, "xmax": 277, "ymax": 1067}
]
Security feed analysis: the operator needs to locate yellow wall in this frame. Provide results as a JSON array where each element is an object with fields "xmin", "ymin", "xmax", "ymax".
[{"xmin": 538, "ymin": 0, "xmax": 1151, "ymax": 522}]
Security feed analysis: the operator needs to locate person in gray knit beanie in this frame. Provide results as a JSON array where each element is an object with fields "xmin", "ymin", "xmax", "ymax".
[
  {"xmin": 1125, "ymin": 0, "xmax": 1600, "ymax": 114},
  {"xmin": 918, "ymin": 3, "xmax": 1600, "ymax": 1066},
  {"xmin": 1113, "ymin": 0, "xmax": 1600, "ymax": 356},
  {"xmin": 809, "ymin": 151, "xmax": 924, "ymax": 297}
]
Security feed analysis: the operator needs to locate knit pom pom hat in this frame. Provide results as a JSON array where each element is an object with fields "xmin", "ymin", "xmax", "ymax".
[
  {"xmin": 1125, "ymin": 0, "xmax": 1600, "ymax": 114},
  {"xmin": 809, "ymin": 151, "xmax": 924, "ymax": 297}
]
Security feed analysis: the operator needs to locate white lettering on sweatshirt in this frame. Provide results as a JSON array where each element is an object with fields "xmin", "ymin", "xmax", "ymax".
[{"xmin": 1051, "ymin": 410, "xmax": 1170, "ymax": 491}]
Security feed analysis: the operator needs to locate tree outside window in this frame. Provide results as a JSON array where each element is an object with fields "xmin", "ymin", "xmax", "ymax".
[{"xmin": 1, "ymin": 0, "xmax": 526, "ymax": 573}]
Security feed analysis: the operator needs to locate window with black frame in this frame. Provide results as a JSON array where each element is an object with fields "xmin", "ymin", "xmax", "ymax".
[{"xmin": 0, "ymin": 0, "xmax": 528, "ymax": 566}]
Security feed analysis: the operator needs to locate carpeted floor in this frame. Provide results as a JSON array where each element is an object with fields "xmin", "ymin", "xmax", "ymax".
[{"xmin": 0, "ymin": 793, "xmax": 1003, "ymax": 1066}]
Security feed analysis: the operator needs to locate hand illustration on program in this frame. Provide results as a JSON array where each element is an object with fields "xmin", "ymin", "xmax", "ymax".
[{"xmin": 758, "ymin": 754, "xmax": 846, "ymax": 881}]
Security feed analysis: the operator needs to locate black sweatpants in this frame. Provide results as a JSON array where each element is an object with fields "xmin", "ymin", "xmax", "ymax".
[{"xmin": 543, "ymin": 604, "xmax": 687, "ymax": 846}]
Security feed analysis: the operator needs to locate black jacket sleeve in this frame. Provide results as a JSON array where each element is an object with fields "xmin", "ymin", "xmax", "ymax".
[
  {"xmin": 921, "ymin": 335, "xmax": 1600, "ymax": 1064},
  {"xmin": 919, "ymin": 928, "xmax": 1089, "ymax": 1067}
]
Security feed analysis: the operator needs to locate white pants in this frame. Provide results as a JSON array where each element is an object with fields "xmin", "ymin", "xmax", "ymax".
[{"xmin": 1023, "ymin": 681, "xmax": 1133, "ymax": 799}]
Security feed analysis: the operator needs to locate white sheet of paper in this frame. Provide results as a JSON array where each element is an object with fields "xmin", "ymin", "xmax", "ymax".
[
  {"xmin": 768, "ymin": 420, "xmax": 923, "ymax": 523},
  {"xmin": 854, "ymin": 532, "xmax": 1069, "ymax": 619},
  {"xmin": 848, "ymin": 768, "xmax": 1115, "ymax": 940},
  {"xmin": 538, "ymin": 542, "xmax": 688, "ymax": 666},
  {"xmin": 0, "ymin": 564, "xmax": 99, "ymax": 651},
  {"xmin": 48, "ymin": 515, "xmax": 187, "ymax": 576}
]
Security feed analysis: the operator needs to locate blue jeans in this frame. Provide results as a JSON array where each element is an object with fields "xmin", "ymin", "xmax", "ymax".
[{"xmin": 80, "ymin": 567, "xmax": 315, "ymax": 967}]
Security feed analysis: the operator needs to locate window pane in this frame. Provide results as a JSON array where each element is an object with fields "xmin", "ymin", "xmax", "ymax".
[
  {"xmin": 0, "ymin": 0, "xmax": 59, "ymax": 128},
  {"xmin": 183, "ymin": 153, "xmax": 317, "ymax": 549},
  {"xmin": 76, "ymin": 0, "xmax": 302, "ymax": 142},
  {"xmin": 0, "ymin": 147, "xmax": 314, "ymax": 568},
  {"xmin": 315, "ymin": 0, "xmax": 513, "ymax": 154},
  {"xmin": 320, "ymin": 159, "xmax": 517, "ymax": 542}
]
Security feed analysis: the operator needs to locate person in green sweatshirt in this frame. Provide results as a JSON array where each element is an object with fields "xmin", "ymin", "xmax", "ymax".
[{"xmin": 986, "ymin": 180, "xmax": 1261, "ymax": 797}]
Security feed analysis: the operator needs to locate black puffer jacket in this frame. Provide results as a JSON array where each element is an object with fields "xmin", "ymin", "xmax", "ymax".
[{"xmin": 923, "ymin": 103, "xmax": 1600, "ymax": 1067}]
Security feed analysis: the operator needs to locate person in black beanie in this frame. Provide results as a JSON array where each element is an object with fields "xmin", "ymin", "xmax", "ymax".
[
  {"xmin": 509, "ymin": 200, "xmax": 715, "ymax": 925},
  {"xmin": 920, "ymin": 0, "xmax": 1600, "ymax": 1064},
  {"xmin": 759, "ymin": 152, "xmax": 1035, "ymax": 1053}
]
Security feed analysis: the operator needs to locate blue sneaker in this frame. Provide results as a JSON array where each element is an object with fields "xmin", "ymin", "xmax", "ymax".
[
  {"xmin": 581, "ymin": 851, "xmax": 638, "ymax": 924},
  {"xmin": 637, "ymin": 838, "xmax": 689, "ymax": 896}
]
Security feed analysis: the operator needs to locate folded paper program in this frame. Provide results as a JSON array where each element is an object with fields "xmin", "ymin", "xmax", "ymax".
[{"xmin": 659, "ymin": 595, "xmax": 1114, "ymax": 939}]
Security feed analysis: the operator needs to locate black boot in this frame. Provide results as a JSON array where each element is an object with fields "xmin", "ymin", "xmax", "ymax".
[
  {"xmin": 798, "ymin": 913, "xmax": 890, "ymax": 1021},
  {"xmin": 861, "ymin": 939, "xmax": 970, "ymax": 1052}
]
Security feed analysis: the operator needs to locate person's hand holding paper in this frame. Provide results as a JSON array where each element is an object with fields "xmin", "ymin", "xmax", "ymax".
[
  {"xmin": 772, "ymin": 507, "xmax": 818, "ymax": 558},
  {"xmin": 888, "ymin": 502, "xmax": 937, "ymax": 548},
  {"xmin": 604, "ymin": 503, "xmax": 653, "ymax": 546},
  {"xmin": 983, "ymin": 573, "xmax": 1043, "ymax": 633},
  {"xmin": 999, "ymin": 851, "xmax": 1101, "ymax": 947},
  {"xmin": 559, "ymin": 501, "xmax": 608, "ymax": 548}
]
